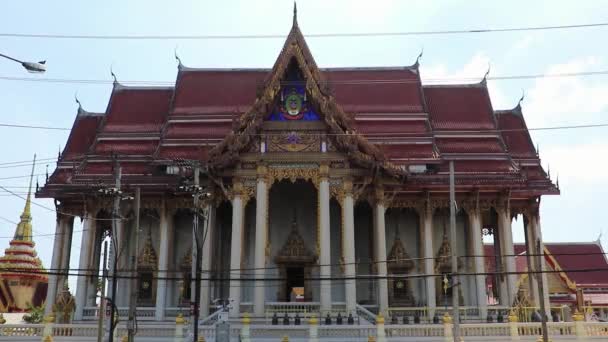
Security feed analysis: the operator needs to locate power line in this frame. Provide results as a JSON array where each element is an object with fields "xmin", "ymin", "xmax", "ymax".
[
  {"xmin": 0, "ymin": 157, "xmax": 57, "ymax": 166},
  {"xmin": 3, "ymin": 265, "xmax": 608, "ymax": 283},
  {"xmin": 2, "ymin": 70, "xmax": 608, "ymax": 87},
  {"xmin": 1, "ymin": 121, "xmax": 608, "ymax": 135},
  {"xmin": 0, "ymin": 185, "xmax": 131, "ymax": 222},
  {"xmin": 1, "ymin": 21, "xmax": 607, "ymax": 40}
]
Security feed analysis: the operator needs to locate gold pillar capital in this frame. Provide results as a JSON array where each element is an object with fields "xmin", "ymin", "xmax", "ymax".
[
  {"xmin": 256, "ymin": 164, "xmax": 268, "ymax": 179},
  {"xmin": 343, "ymin": 178, "xmax": 353, "ymax": 196},
  {"xmin": 319, "ymin": 163, "xmax": 330, "ymax": 179}
]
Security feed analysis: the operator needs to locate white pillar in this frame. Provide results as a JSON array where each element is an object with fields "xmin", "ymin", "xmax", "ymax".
[
  {"xmin": 45, "ymin": 214, "xmax": 66, "ymax": 315},
  {"xmin": 319, "ymin": 165, "xmax": 332, "ymax": 314},
  {"xmin": 342, "ymin": 180, "xmax": 357, "ymax": 314},
  {"xmin": 253, "ymin": 166, "xmax": 268, "ymax": 316},
  {"xmin": 74, "ymin": 211, "xmax": 95, "ymax": 321},
  {"xmin": 530, "ymin": 212, "xmax": 551, "ymax": 318},
  {"xmin": 420, "ymin": 202, "xmax": 436, "ymax": 319},
  {"xmin": 374, "ymin": 187, "xmax": 388, "ymax": 316},
  {"xmin": 156, "ymin": 202, "xmax": 171, "ymax": 320},
  {"xmin": 200, "ymin": 203, "xmax": 216, "ymax": 318},
  {"xmin": 57, "ymin": 217, "xmax": 74, "ymax": 295},
  {"xmin": 524, "ymin": 217, "xmax": 540, "ymax": 306},
  {"xmin": 498, "ymin": 206, "xmax": 516, "ymax": 306},
  {"xmin": 229, "ymin": 182, "xmax": 244, "ymax": 317},
  {"xmin": 468, "ymin": 209, "xmax": 487, "ymax": 319}
]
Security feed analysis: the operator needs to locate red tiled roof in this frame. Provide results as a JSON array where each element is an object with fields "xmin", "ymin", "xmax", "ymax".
[
  {"xmin": 357, "ymin": 119, "xmax": 429, "ymax": 135},
  {"xmin": 379, "ymin": 144, "xmax": 435, "ymax": 159},
  {"xmin": 495, "ymin": 109, "xmax": 537, "ymax": 159},
  {"xmin": 172, "ymin": 69, "xmax": 266, "ymax": 115},
  {"xmin": 61, "ymin": 111, "xmax": 103, "ymax": 160},
  {"xmin": 93, "ymin": 140, "xmax": 158, "ymax": 155},
  {"xmin": 545, "ymin": 243, "xmax": 608, "ymax": 287},
  {"xmin": 323, "ymin": 68, "xmax": 424, "ymax": 113},
  {"xmin": 103, "ymin": 87, "xmax": 172, "ymax": 133},
  {"xmin": 435, "ymin": 137, "xmax": 506, "ymax": 154},
  {"xmin": 424, "ymin": 85, "xmax": 496, "ymax": 130},
  {"xmin": 163, "ymin": 122, "xmax": 232, "ymax": 140},
  {"xmin": 438, "ymin": 160, "xmax": 514, "ymax": 173},
  {"xmin": 484, "ymin": 242, "xmax": 608, "ymax": 288}
]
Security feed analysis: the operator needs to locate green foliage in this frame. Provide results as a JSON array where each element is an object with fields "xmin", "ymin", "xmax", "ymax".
[{"xmin": 22, "ymin": 303, "xmax": 44, "ymax": 324}]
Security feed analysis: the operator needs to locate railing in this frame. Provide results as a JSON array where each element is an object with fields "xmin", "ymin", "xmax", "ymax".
[
  {"xmin": 460, "ymin": 323, "xmax": 510, "ymax": 336},
  {"xmin": 356, "ymin": 304, "xmax": 376, "ymax": 324},
  {"xmin": 1, "ymin": 321, "xmax": 608, "ymax": 340},
  {"xmin": 264, "ymin": 302, "xmax": 321, "ymax": 319},
  {"xmin": 81, "ymin": 306, "xmax": 157, "ymax": 321},
  {"xmin": 165, "ymin": 307, "xmax": 190, "ymax": 318},
  {"xmin": 52, "ymin": 324, "xmax": 98, "ymax": 337},
  {"xmin": 199, "ymin": 308, "xmax": 223, "ymax": 325},
  {"xmin": 319, "ymin": 325, "xmax": 376, "ymax": 338},
  {"xmin": 386, "ymin": 324, "xmax": 444, "ymax": 337},
  {"xmin": 586, "ymin": 322, "xmax": 608, "ymax": 336},
  {"xmin": 0, "ymin": 324, "xmax": 43, "ymax": 336},
  {"xmin": 388, "ymin": 306, "xmax": 490, "ymax": 323}
]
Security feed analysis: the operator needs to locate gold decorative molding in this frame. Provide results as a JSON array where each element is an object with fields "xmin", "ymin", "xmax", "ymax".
[{"xmin": 267, "ymin": 165, "xmax": 320, "ymax": 187}]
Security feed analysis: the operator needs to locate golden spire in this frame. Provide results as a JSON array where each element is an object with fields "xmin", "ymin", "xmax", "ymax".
[{"xmin": 13, "ymin": 154, "xmax": 35, "ymax": 242}]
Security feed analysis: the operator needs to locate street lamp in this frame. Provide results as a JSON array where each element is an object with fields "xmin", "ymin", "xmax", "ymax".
[{"xmin": 0, "ymin": 53, "xmax": 46, "ymax": 73}]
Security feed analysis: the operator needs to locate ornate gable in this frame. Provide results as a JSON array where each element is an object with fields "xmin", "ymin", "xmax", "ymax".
[
  {"xmin": 207, "ymin": 5, "xmax": 405, "ymax": 178},
  {"xmin": 387, "ymin": 236, "xmax": 414, "ymax": 271},
  {"xmin": 275, "ymin": 215, "xmax": 316, "ymax": 264}
]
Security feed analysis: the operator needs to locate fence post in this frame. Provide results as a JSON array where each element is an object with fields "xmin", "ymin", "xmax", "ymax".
[
  {"xmin": 174, "ymin": 313, "xmax": 186, "ymax": 342},
  {"xmin": 443, "ymin": 312, "xmax": 453, "ymax": 342},
  {"xmin": 573, "ymin": 310, "xmax": 588, "ymax": 342},
  {"xmin": 509, "ymin": 310, "xmax": 520, "ymax": 340},
  {"xmin": 42, "ymin": 313, "xmax": 55, "ymax": 342},
  {"xmin": 241, "ymin": 312, "xmax": 251, "ymax": 342},
  {"xmin": 308, "ymin": 315, "xmax": 319, "ymax": 342},
  {"xmin": 376, "ymin": 314, "xmax": 386, "ymax": 342}
]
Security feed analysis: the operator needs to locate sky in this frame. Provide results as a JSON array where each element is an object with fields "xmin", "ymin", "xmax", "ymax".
[{"xmin": 0, "ymin": 0, "xmax": 607, "ymax": 292}]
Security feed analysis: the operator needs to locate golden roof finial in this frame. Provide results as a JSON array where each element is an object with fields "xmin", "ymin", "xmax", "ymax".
[{"xmin": 14, "ymin": 154, "xmax": 36, "ymax": 242}]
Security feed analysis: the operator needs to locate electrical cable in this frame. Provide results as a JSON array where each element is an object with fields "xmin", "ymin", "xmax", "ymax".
[
  {"xmin": 1, "ymin": 121, "xmax": 608, "ymax": 135},
  {"xmin": 25, "ymin": 250, "xmax": 608, "ymax": 275},
  {"xmin": 3, "ymin": 265, "xmax": 608, "ymax": 282},
  {"xmin": 2, "ymin": 70, "xmax": 608, "ymax": 87},
  {"xmin": 1, "ymin": 21, "xmax": 607, "ymax": 40}
]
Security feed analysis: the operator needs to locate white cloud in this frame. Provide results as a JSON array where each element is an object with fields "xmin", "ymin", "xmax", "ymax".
[
  {"xmin": 524, "ymin": 57, "xmax": 608, "ymax": 127},
  {"xmin": 542, "ymin": 142, "xmax": 608, "ymax": 184}
]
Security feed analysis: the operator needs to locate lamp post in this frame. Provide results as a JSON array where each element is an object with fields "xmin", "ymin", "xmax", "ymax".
[{"xmin": 0, "ymin": 53, "xmax": 46, "ymax": 73}]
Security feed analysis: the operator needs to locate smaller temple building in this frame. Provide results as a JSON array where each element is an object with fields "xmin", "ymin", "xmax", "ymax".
[
  {"xmin": 0, "ymin": 157, "xmax": 48, "ymax": 312},
  {"xmin": 485, "ymin": 240, "xmax": 608, "ymax": 319}
]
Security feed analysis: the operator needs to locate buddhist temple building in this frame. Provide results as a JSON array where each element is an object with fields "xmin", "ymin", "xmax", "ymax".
[
  {"xmin": 486, "ymin": 241, "xmax": 608, "ymax": 319},
  {"xmin": 0, "ymin": 157, "xmax": 48, "ymax": 312},
  {"xmin": 37, "ymin": 7, "xmax": 559, "ymax": 322}
]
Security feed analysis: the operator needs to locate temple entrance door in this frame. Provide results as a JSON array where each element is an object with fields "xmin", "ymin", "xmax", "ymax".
[{"xmin": 285, "ymin": 266, "xmax": 305, "ymax": 301}]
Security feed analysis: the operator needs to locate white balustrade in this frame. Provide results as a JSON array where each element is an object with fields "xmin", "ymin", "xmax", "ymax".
[
  {"xmin": 0, "ymin": 320, "xmax": 606, "ymax": 340},
  {"xmin": 585, "ymin": 322, "xmax": 608, "ymax": 336},
  {"xmin": 386, "ymin": 325, "xmax": 444, "ymax": 337}
]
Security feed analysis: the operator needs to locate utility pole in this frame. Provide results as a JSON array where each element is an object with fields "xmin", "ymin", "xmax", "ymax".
[
  {"xmin": 108, "ymin": 158, "xmax": 121, "ymax": 342},
  {"xmin": 536, "ymin": 239, "xmax": 549, "ymax": 342},
  {"xmin": 190, "ymin": 165, "xmax": 201, "ymax": 342},
  {"xmin": 97, "ymin": 240, "xmax": 108, "ymax": 342},
  {"xmin": 127, "ymin": 187, "xmax": 141, "ymax": 342},
  {"xmin": 449, "ymin": 161, "xmax": 461, "ymax": 341}
]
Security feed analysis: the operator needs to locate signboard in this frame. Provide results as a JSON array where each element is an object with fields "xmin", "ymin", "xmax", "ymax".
[{"xmin": 215, "ymin": 321, "xmax": 230, "ymax": 342}]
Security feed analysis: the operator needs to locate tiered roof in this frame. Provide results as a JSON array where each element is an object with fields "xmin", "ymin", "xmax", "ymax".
[
  {"xmin": 484, "ymin": 241, "xmax": 608, "ymax": 289},
  {"xmin": 37, "ymin": 7, "xmax": 557, "ymax": 201}
]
